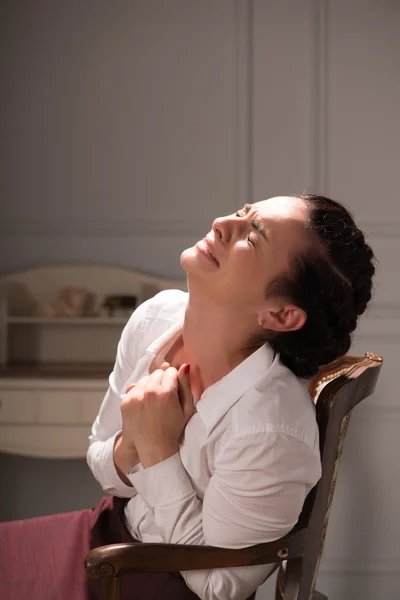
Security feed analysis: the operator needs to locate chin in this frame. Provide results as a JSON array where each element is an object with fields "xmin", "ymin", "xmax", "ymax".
[
  {"xmin": 180, "ymin": 246, "xmax": 194, "ymax": 271},
  {"xmin": 180, "ymin": 246, "xmax": 205, "ymax": 278},
  {"xmin": 180, "ymin": 246, "xmax": 213, "ymax": 295}
]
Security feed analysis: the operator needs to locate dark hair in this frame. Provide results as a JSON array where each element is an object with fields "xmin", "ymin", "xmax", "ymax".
[{"xmin": 263, "ymin": 194, "xmax": 376, "ymax": 378}]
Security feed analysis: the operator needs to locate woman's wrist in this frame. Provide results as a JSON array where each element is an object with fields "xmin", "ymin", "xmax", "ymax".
[
  {"xmin": 138, "ymin": 443, "xmax": 178, "ymax": 469},
  {"xmin": 113, "ymin": 433, "xmax": 139, "ymax": 486}
]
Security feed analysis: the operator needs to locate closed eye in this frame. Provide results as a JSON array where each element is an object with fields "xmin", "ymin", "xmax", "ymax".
[
  {"xmin": 235, "ymin": 210, "xmax": 268, "ymax": 244},
  {"xmin": 250, "ymin": 219, "xmax": 267, "ymax": 240}
]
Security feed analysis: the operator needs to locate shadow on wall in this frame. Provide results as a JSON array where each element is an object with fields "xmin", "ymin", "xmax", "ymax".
[{"xmin": 0, "ymin": 453, "xmax": 104, "ymax": 522}]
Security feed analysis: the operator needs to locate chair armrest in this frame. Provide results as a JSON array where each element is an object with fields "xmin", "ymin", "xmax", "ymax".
[{"xmin": 85, "ymin": 527, "xmax": 306, "ymax": 579}]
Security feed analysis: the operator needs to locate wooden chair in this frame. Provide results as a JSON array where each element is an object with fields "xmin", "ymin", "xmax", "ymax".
[{"xmin": 85, "ymin": 352, "xmax": 383, "ymax": 600}]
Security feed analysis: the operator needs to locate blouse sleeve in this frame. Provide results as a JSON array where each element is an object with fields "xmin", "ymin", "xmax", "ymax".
[
  {"xmin": 128, "ymin": 430, "xmax": 321, "ymax": 600},
  {"xmin": 86, "ymin": 299, "xmax": 150, "ymax": 497}
]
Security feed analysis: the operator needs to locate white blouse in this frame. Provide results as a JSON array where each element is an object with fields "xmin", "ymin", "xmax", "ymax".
[{"xmin": 87, "ymin": 290, "xmax": 321, "ymax": 600}]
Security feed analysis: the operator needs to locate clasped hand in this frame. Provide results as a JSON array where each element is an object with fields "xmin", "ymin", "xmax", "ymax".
[{"xmin": 120, "ymin": 363, "xmax": 195, "ymax": 469}]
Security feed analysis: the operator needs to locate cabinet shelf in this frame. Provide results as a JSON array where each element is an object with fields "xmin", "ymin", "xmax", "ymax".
[{"xmin": 0, "ymin": 361, "xmax": 113, "ymax": 379}]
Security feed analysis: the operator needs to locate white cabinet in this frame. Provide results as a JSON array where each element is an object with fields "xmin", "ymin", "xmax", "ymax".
[
  {"xmin": 0, "ymin": 389, "xmax": 37, "ymax": 423},
  {"xmin": 37, "ymin": 391, "xmax": 80, "ymax": 425},
  {"xmin": 0, "ymin": 265, "xmax": 186, "ymax": 457},
  {"xmin": 0, "ymin": 378, "xmax": 107, "ymax": 458},
  {"xmin": 80, "ymin": 390, "xmax": 106, "ymax": 425}
]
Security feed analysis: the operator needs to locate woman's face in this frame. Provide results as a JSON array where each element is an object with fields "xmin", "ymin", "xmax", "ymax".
[{"xmin": 181, "ymin": 196, "xmax": 310, "ymax": 316}]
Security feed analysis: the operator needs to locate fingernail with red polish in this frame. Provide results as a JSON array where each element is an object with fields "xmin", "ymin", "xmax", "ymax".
[{"xmin": 184, "ymin": 364, "xmax": 191, "ymax": 375}]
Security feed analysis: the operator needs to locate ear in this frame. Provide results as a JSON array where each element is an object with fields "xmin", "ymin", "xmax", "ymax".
[{"xmin": 259, "ymin": 303, "xmax": 307, "ymax": 333}]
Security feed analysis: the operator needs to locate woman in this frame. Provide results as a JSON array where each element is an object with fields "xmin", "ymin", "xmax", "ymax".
[{"xmin": 0, "ymin": 195, "xmax": 375, "ymax": 600}]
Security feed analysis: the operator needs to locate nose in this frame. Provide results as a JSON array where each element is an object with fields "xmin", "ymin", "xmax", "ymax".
[
  {"xmin": 212, "ymin": 217, "xmax": 225, "ymax": 242},
  {"xmin": 213, "ymin": 213, "xmax": 247, "ymax": 243},
  {"xmin": 212, "ymin": 216, "xmax": 232, "ymax": 243}
]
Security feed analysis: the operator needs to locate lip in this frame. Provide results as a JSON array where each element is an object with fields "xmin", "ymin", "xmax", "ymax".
[
  {"xmin": 205, "ymin": 237, "xmax": 220, "ymax": 264},
  {"xmin": 197, "ymin": 238, "xmax": 220, "ymax": 267}
]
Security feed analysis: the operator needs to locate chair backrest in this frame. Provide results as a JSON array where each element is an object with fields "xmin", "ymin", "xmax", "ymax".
[{"xmin": 276, "ymin": 352, "xmax": 383, "ymax": 600}]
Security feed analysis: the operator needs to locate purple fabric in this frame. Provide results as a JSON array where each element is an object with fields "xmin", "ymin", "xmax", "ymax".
[{"xmin": 0, "ymin": 495, "xmax": 199, "ymax": 600}]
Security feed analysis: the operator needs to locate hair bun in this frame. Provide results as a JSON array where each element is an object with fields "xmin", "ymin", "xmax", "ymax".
[{"xmin": 264, "ymin": 194, "xmax": 376, "ymax": 378}]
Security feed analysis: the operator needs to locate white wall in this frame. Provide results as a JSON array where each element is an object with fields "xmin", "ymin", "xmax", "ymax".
[
  {"xmin": 0, "ymin": 0, "xmax": 240, "ymax": 278},
  {"xmin": 1, "ymin": 1, "xmax": 399, "ymax": 597}
]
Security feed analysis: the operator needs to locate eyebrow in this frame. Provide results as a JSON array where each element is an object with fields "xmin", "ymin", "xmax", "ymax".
[{"xmin": 244, "ymin": 204, "xmax": 268, "ymax": 241}]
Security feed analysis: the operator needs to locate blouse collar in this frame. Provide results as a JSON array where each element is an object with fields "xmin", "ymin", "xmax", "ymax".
[
  {"xmin": 195, "ymin": 343, "xmax": 275, "ymax": 435},
  {"xmin": 145, "ymin": 319, "xmax": 276, "ymax": 437}
]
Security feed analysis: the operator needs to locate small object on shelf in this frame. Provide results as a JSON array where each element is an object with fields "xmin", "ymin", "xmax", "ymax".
[
  {"xmin": 34, "ymin": 287, "xmax": 96, "ymax": 318},
  {"xmin": 101, "ymin": 294, "xmax": 137, "ymax": 318}
]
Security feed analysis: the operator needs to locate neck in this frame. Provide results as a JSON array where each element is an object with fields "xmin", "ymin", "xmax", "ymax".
[{"xmin": 182, "ymin": 293, "xmax": 257, "ymax": 399}]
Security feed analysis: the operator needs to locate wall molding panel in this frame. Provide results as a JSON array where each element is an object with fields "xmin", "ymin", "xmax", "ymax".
[
  {"xmin": 233, "ymin": 0, "xmax": 252, "ymax": 211},
  {"xmin": 311, "ymin": 0, "xmax": 329, "ymax": 192},
  {"xmin": 352, "ymin": 405, "xmax": 400, "ymax": 419},
  {"xmin": 319, "ymin": 557, "xmax": 400, "ymax": 574},
  {"xmin": 359, "ymin": 222, "xmax": 400, "ymax": 239},
  {"xmin": 356, "ymin": 317, "xmax": 400, "ymax": 338}
]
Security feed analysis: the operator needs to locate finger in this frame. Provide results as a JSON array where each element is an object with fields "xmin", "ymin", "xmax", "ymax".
[
  {"xmin": 159, "ymin": 362, "xmax": 170, "ymax": 371},
  {"xmin": 146, "ymin": 368, "xmax": 165, "ymax": 388},
  {"xmin": 177, "ymin": 364, "xmax": 195, "ymax": 419},
  {"xmin": 126, "ymin": 375, "xmax": 147, "ymax": 394},
  {"xmin": 161, "ymin": 367, "xmax": 179, "ymax": 393}
]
